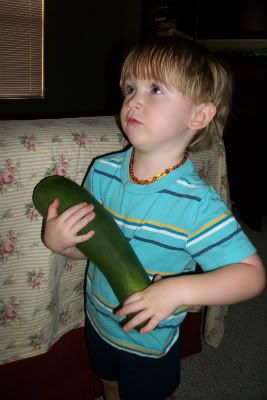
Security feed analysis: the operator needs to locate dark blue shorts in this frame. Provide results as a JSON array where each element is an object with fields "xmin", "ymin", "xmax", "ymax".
[{"xmin": 85, "ymin": 317, "xmax": 181, "ymax": 400}]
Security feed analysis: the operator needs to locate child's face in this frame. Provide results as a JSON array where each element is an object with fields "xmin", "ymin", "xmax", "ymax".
[{"xmin": 120, "ymin": 77, "xmax": 196, "ymax": 153}]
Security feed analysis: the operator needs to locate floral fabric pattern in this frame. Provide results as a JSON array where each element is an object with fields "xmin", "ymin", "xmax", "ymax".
[
  {"xmin": 0, "ymin": 159, "xmax": 18, "ymax": 193},
  {"xmin": 0, "ymin": 116, "xmax": 229, "ymax": 364}
]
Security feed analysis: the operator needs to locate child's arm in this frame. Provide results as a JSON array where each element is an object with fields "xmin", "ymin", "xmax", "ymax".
[
  {"xmin": 43, "ymin": 198, "xmax": 95, "ymax": 260},
  {"xmin": 116, "ymin": 253, "xmax": 265, "ymax": 333}
]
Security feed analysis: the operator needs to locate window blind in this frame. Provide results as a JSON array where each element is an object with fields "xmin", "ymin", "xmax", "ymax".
[{"xmin": 0, "ymin": 0, "xmax": 44, "ymax": 98}]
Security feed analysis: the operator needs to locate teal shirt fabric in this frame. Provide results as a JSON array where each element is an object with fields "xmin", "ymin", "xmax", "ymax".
[{"xmin": 83, "ymin": 147, "xmax": 256, "ymax": 358}]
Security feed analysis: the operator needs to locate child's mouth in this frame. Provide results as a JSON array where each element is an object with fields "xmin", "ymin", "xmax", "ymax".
[{"xmin": 127, "ymin": 117, "xmax": 141, "ymax": 125}]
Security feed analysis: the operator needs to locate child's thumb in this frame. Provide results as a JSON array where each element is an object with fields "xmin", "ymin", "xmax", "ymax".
[{"xmin": 46, "ymin": 198, "xmax": 60, "ymax": 220}]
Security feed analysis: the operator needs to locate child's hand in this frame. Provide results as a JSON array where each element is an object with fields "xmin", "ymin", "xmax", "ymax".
[
  {"xmin": 43, "ymin": 198, "xmax": 95, "ymax": 254},
  {"xmin": 116, "ymin": 276, "xmax": 181, "ymax": 334}
]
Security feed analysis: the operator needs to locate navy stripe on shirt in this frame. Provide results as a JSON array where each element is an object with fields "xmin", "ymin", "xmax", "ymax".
[
  {"xmin": 133, "ymin": 235, "xmax": 185, "ymax": 251},
  {"xmin": 192, "ymin": 227, "xmax": 242, "ymax": 257},
  {"xmin": 95, "ymin": 168, "xmax": 121, "ymax": 182},
  {"xmin": 159, "ymin": 189, "xmax": 201, "ymax": 202}
]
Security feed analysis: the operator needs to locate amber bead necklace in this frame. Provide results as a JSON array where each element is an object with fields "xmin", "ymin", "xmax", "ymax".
[{"xmin": 129, "ymin": 148, "xmax": 189, "ymax": 185}]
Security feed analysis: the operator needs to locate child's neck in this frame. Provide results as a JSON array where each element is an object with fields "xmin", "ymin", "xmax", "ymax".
[{"xmin": 131, "ymin": 148, "xmax": 187, "ymax": 182}]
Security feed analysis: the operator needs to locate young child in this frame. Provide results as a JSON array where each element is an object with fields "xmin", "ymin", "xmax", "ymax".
[{"xmin": 43, "ymin": 37, "xmax": 265, "ymax": 400}]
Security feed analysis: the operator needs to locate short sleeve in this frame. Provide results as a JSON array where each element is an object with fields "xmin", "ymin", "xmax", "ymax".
[{"xmin": 186, "ymin": 187, "xmax": 256, "ymax": 271}]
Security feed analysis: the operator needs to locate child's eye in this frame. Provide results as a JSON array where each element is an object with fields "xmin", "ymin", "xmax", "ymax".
[
  {"xmin": 124, "ymin": 85, "xmax": 135, "ymax": 96},
  {"xmin": 151, "ymin": 84, "xmax": 163, "ymax": 95}
]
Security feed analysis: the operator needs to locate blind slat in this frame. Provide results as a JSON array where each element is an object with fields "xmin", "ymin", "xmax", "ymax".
[{"xmin": 0, "ymin": 0, "xmax": 44, "ymax": 98}]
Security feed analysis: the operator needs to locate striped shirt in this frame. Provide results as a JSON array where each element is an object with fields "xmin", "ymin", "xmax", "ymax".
[{"xmin": 83, "ymin": 147, "xmax": 255, "ymax": 358}]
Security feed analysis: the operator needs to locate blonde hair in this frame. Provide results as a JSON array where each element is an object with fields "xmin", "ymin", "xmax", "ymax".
[{"xmin": 120, "ymin": 37, "xmax": 232, "ymax": 151}]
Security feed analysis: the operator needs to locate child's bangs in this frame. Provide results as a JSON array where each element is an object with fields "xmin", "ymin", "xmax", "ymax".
[{"xmin": 120, "ymin": 48, "xmax": 183, "ymax": 89}]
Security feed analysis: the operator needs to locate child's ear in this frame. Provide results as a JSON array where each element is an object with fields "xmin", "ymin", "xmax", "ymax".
[{"xmin": 188, "ymin": 103, "xmax": 216, "ymax": 131}]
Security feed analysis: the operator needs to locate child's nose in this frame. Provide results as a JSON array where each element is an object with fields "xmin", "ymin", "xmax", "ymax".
[{"xmin": 127, "ymin": 93, "xmax": 143, "ymax": 110}]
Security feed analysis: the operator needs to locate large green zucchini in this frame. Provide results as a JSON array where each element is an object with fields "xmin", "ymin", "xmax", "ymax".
[{"xmin": 33, "ymin": 175, "xmax": 151, "ymax": 305}]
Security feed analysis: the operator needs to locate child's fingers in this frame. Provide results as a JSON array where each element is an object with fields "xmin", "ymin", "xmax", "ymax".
[
  {"xmin": 66, "ymin": 204, "xmax": 95, "ymax": 229},
  {"xmin": 123, "ymin": 310, "xmax": 152, "ymax": 332},
  {"xmin": 75, "ymin": 229, "xmax": 95, "ymax": 243},
  {"xmin": 120, "ymin": 291, "xmax": 142, "ymax": 307},
  {"xmin": 116, "ymin": 297, "xmax": 142, "ymax": 318},
  {"xmin": 139, "ymin": 316, "xmax": 159, "ymax": 334},
  {"xmin": 72, "ymin": 211, "xmax": 96, "ymax": 233},
  {"xmin": 59, "ymin": 202, "xmax": 93, "ymax": 223}
]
